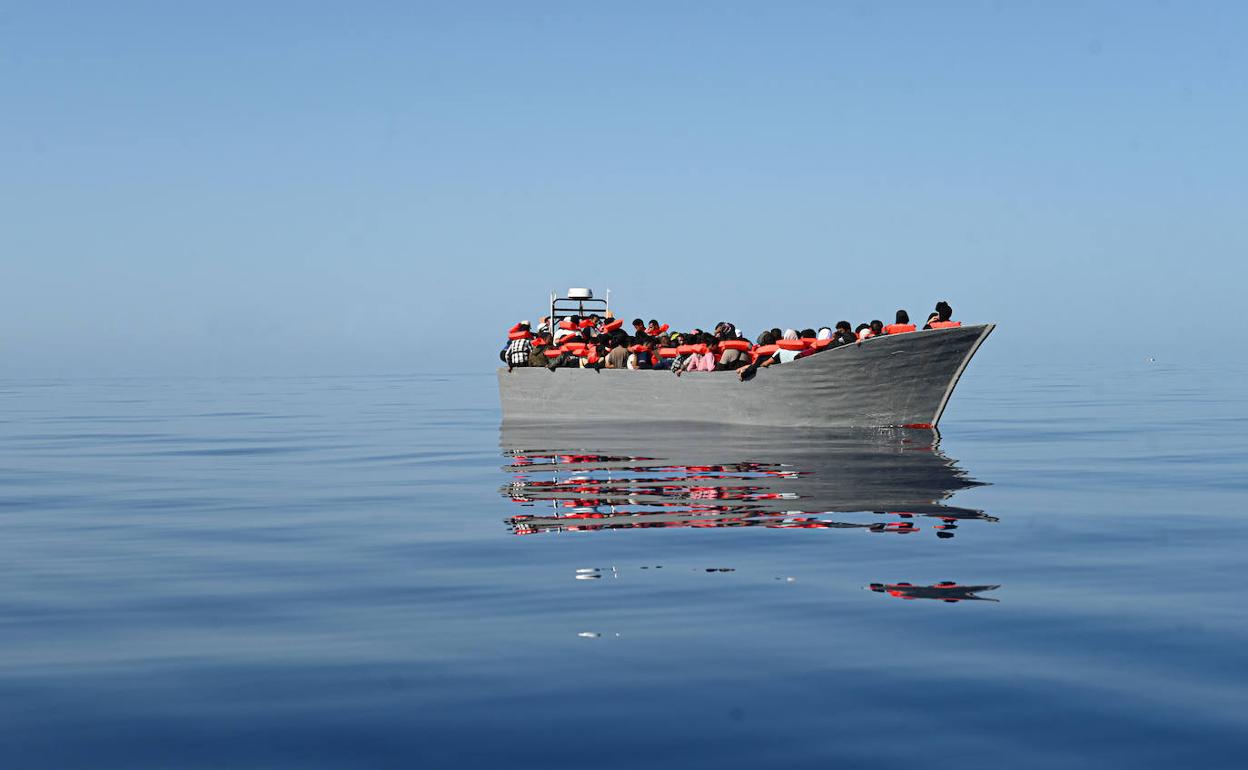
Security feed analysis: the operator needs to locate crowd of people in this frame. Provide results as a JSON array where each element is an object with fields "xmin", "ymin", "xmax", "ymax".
[{"xmin": 501, "ymin": 301, "xmax": 962, "ymax": 378}]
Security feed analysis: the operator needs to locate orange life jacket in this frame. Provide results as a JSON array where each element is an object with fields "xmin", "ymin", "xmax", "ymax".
[
  {"xmin": 776, "ymin": 339, "xmax": 804, "ymax": 350},
  {"xmin": 884, "ymin": 323, "xmax": 916, "ymax": 334},
  {"xmin": 719, "ymin": 339, "xmax": 750, "ymax": 351},
  {"xmin": 929, "ymin": 321, "xmax": 961, "ymax": 329},
  {"xmin": 602, "ymin": 319, "xmax": 623, "ymax": 332}
]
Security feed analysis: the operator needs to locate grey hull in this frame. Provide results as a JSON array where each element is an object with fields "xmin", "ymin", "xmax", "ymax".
[
  {"xmin": 499, "ymin": 323, "xmax": 994, "ymax": 428},
  {"xmin": 499, "ymin": 424, "xmax": 995, "ymax": 534}
]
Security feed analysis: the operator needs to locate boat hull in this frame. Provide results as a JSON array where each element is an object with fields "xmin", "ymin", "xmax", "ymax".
[{"xmin": 498, "ymin": 323, "xmax": 994, "ymax": 428}]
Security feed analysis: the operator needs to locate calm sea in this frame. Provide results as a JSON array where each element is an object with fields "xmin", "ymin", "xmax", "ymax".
[{"xmin": 2, "ymin": 361, "xmax": 1246, "ymax": 769}]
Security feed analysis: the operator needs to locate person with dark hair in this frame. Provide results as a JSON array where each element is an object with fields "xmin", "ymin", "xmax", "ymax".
[
  {"xmin": 926, "ymin": 300, "xmax": 961, "ymax": 329},
  {"xmin": 604, "ymin": 336, "xmax": 630, "ymax": 369},
  {"xmin": 627, "ymin": 337, "xmax": 656, "ymax": 370},
  {"xmin": 855, "ymin": 323, "xmax": 873, "ymax": 341},
  {"xmin": 675, "ymin": 333, "xmax": 717, "ymax": 377},
  {"xmin": 505, "ymin": 323, "xmax": 533, "ymax": 371},
  {"xmin": 715, "ymin": 327, "xmax": 750, "ymax": 371},
  {"xmin": 885, "ymin": 310, "xmax": 916, "ymax": 335},
  {"xmin": 737, "ymin": 331, "xmax": 779, "ymax": 381},
  {"xmin": 554, "ymin": 315, "xmax": 581, "ymax": 342},
  {"xmin": 869, "ymin": 320, "xmax": 884, "ymax": 337},
  {"xmin": 832, "ymin": 321, "xmax": 855, "ymax": 346},
  {"xmin": 631, "ymin": 318, "xmax": 646, "ymax": 335},
  {"xmin": 527, "ymin": 334, "xmax": 552, "ymax": 368}
]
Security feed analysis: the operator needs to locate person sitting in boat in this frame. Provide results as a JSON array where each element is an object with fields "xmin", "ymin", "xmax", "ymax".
[
  {"xmin": 715, "ymin": 334, "xmax": 751, "ymax": 371},
  {"xmin": 527, "ymin": 334, "xmax": 553, "ymax": 368},
  {"xmin": 628, "ymin": 338, "xmax": 656, "ymax": 369},
  {"xmin": 736, "ymin": 331, "xmax": 778, "ymax": 381},
  {"xmin": 884, "ymin": 310, "xmax": 916, "ymax": 335},
  {"xmin": 924, "ymin": 301, "xmax": 961, "ymax": 329},
  {"xmin": 603, "ymin": 336, "xmax": 630, "ymax": 369},
  {"xmin": 554, "ymin": 315, "xmax": 581, "ymax": 342},
  {"xmin": 855, "ymin": 323, "xmax": 874, "ymax": 341},
  {"xmin": 869, "ymin": 319, "xmax": 884, "ymax": 337},
  {"xmin": 675, "ymin": 334, "xmax": 716, "ymax": 377},
  {"xmin": 505, "ymin": 322, "xmax": 533, "ymax": 372}
]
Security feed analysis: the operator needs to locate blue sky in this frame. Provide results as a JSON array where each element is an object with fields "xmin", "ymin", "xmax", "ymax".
[{"xmin": 3, "ymin": 1, "xmax": 1245, "ymax": 376}]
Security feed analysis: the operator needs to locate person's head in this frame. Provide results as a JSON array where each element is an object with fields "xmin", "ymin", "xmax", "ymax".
[
  {"xmin": 759, "ymin": 331, "xmax": 776, "ymax": 346},
  {"xmin": 817, "ymin": 327, "xmax": 832, "ymax": 340},
  {"xmin": 935, "ymin": 301, "xmax": 952, "ymax": 321},
  {"xmin": 770, "ymin": 328, "xmax": 782, "ymax": 340},
  {"xmin": 631, "ymin": 318, "xmax": 645, "ymax": 330},
  {"xmin": 836, "ymin": 321, "xmax": 852, "ymax": 332},
  {"xmin": 870, "ymin": 320, "xmax": 883, "ymax": 334},
  {"xmin": 783, "ymin": 329, "xmax": 798, "ymax": 340},
  {"xmin": 927, "ymin": 312, "xmax": 940, "ymax": 326},
  {"xmin": 517, "ymin": 322, "xmax": 530, "ymax": 332},
  {"xmin": 855, "ymin": 323, "xmax": 870, "ymax": 334},
  {"xmin": 800, "ymin": 328, "xmax": 817, "ymax": 339},
  {"xmin": 895, "ymin": 310, "xmax": 909, "ymax": 325},
  {"xmin": 647, "ymin": 319, "xmax": 659, "ymax": 329}
]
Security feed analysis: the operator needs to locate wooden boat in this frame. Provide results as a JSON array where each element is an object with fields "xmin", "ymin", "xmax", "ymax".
[{"xmin": 499, "ymin": 289, "xmax": 994, "ymax": 428}]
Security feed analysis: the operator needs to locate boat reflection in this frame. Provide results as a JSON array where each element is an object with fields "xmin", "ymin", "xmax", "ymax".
[
  {"xmin": 868, "ymin": 582, "xmax": 1001, "ymax": 602},
  {"xmin": 501, "ymin": 425, "xmax": 997, "ymax": 537}
]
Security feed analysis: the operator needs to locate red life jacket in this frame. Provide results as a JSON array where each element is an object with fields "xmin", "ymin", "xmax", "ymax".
[
  {"xmin": 929, "ymin": 321, "xmax": 961, "ymax": 329},
  {"xmin": 884, "ymin": 323, "xmax": 916, "ymax": 334},
  {"xmin": 507, "ymin": 329, "xmax": 532, "ymax": 340},
  {"xmin": 602, "ymin": 319, "xmax": 623, "ymax": 332},
  {"xmin": 719, "ymin": 339, "xmax": 750, "ymax": 351},
  {"xmin": 776, "ymin": 339, "xmax": 804, "ymax": 350}
]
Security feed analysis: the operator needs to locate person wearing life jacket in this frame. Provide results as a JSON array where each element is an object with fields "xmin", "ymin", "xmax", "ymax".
[
  {"xmin": 626, "ymin": 337, "xmax": 653, "ymax": 369},
  {"xmin": 884, "ymin": 310, "xmax": 917, "ymax": 335},
  {"xmin": 526, "ymin": 334, "xmax": 553, "ymax": 368},
  {"xmin": 869, "ymin": 319, "xmax": 884, "ymax": 337},
  {"xmin": 855, "ymin": 323, "xmax": 874, "ymax": 341},
  {"xmin": 554, "ymin": 315, "xmax": 580, "ymax": 342},
  {"xmin": 504, "ymin": 322, "xmax": 533, "ymax": 371},
  {"xmin": 796, "ymin": 327, "xmax": 833, "ymax": 359},
  {"xmin": 924, "ymin": 301, "xmax": 961, "ymax": 329},
  {"xmin": 715, "ymin": 328, "xmax": 751, "ymax": 371},
  {"xmin": 736, "ymin": 331, "xmax": 779, "ymax": 381},
  {"xmin": 675, "ymin": 333, "xmax": 716, "ymax": 377}
]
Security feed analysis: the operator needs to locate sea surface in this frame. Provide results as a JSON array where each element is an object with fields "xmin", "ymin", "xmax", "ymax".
[{"xmin": 1, "ymin": 362, "xmax": 1246, "ymax": 769}]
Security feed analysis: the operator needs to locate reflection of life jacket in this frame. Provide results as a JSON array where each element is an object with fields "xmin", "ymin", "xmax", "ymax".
[
  {"xmin": 929, "ymin": 321, "xmax": 961, "ymax": 329},
  {"xmin": 884, "ymin": 323, "xmax": 916, "ymax": 334}
]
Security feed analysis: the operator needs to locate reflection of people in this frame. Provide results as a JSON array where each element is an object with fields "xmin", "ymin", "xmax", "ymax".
[{"xmin": 868, "ymin": 582, "xmax": 1000, "ymax": 602}]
